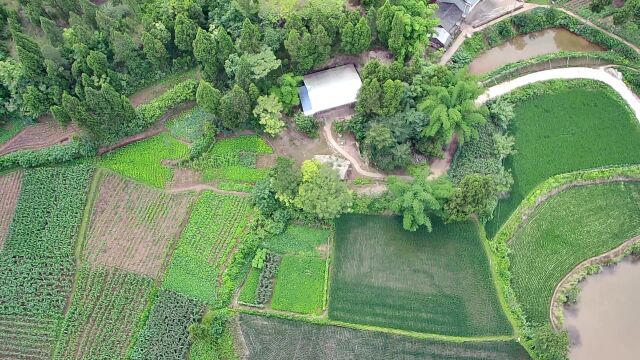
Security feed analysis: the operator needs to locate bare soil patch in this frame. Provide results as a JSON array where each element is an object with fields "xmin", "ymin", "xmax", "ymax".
[
  {"xmin": 0, "ymin": 171, "xmax": 23, "ymax": 249},
  {"xmin": 83, "ymin": 172, "xmax": 195, "ymax": 278},
  {"xmin": 266, "ymin": 126, "xmax": 334, "ymax": 165},
  {"xmin": 0, "ymin": 117, "xmax": 77, "ymax": 156}
]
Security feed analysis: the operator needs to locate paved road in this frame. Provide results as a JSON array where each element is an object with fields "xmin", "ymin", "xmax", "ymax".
[{"xmin": 477, "ymin": 66, "xmax": 640, "ymax": 121}]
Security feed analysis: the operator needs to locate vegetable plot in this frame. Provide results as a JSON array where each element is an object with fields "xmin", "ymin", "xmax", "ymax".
[
  {"xmin": 163, "ymin": 192, "xmax": 253, "ymax": 303},
  {"xmin": 53, "ymin": 266, "xmax": 154, "ymax": 360},
  {"xmin": 0, "ymin": 164, "xmax": 92, "ymax": 360}
]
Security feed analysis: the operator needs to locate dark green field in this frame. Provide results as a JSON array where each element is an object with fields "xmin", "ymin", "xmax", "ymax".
[
  {"xmin": 328, "ymin": 215, "xmax": 512, "ymax": 337},
  {"xmin": 509, "ymin": 183, "xmax": 640, "ymax": 324},
  {"xmin": 486, "ymin": 89, "xmax": 640, "ymax": 238},
  {"xmin": 238, "ymin": 314, "xmax": 530, "ymax": 360}
]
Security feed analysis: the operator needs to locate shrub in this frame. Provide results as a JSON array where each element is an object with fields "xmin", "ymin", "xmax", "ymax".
[
  {"xmin": 0, "ymin": 137, "xmax": 96, "ymax": 172},
  {"xmin": 135, "ymin": 80, "xmax": 198, "ymax": 129},
  {"xmin": 294, "ymin": 112, "xmax": 319, "ymax": 137},
  {"xmin": 251, "ymin": 248, "xmax": 268, "ymax": 269}
]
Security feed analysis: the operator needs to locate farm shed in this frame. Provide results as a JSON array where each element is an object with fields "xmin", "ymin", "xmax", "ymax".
[{"xmin": 298, "ymin": 64, "xmax": 362, "ymax": 116}]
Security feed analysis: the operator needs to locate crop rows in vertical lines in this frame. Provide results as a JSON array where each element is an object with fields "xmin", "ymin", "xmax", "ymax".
[
  {"xmin": 130, "ymin": 289, "xmax": 202, "ymax": 360},
  {"xmin": 162, "ymin": 192, "xmax": 253, "ymax": 304},
  {"xmin": 53, "ymin": 266, "xmax": 154, "ymax": 360},
  {"xmin": 0, "ymin": 164, "xmax": 92, "ymax": 360},
  {"xmin": 0, "ymin": 170, "xmax": 23, "ymax": 248},
  {"xmin": 83, "ymin": 172, "xmax": 194, "ymax": 278}
]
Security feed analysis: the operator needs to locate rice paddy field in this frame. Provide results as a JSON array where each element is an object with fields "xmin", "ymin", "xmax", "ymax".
[
  {"xmin": 329, "ymin": 214, "xmax": 512, "ymax": 337},
  {"xmin": 509, "ymin": 183, "xmax": 640, "ymax": 325},
  {"xmin": 486, "ymin": 89, "xmax": 640, "ymax": 238},
  {"xmin": 237, "ymin": 314, "xmax": 531, "ymax": 360}
]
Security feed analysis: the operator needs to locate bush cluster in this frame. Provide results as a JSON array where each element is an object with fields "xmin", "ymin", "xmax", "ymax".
[
  {"xmin": 135, "ymin": 80, "xmax": 198, "ymax": 129},
  {"xmin": 0, "ymin": 137, "xmax": 96, "ymax": 172}
]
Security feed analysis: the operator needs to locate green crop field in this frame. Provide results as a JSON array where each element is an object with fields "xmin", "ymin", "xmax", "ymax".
[
  {"xmin": 238, "ymin": 267, "xmax": 260, "ymax": 305},
  {"xmin": 0, "ymin": 164, "xmax": 92, "ymax": 359},
  {"xmin": 99, "ymin": 133, "xmax": 189, "ymax": 188},
  {"xmin": 53, "ymin": 266, "xmax": 154, "ymax": 359},
  {"xmin": 509, "ymin": 183, "xmax": 640, "ymax": 325},
  {"xmin": 486, "ymin": 89, "xmax": 640, "ymax": 238},
  {"xmin": 191, "ymin": 135, "xmax": 273, "ymax": 183},
  {"xmin": 271, "ymin": 255, "xmax": 325, "ymax": 314},
  {"xmin": 329, "ymin": 214, "xmax": 512, "ymax": 337},
  {"xmin": 263, "ymin": 224, "xmax": 331, "ymax": 257},
  {"xmin": 130, "ymin": 289, "xmax": 202, "ymax": 360},
  {"xmin": 163, "ymin": 192, "xmax": 253, "ymax": 303},
  {"xmin": 238, "ymin": 314, "xmax": 530, "ymax": 360}
]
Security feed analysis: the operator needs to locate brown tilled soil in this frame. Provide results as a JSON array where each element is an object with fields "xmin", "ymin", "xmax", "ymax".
[
  {"xmin": 83, "ymin": 173, "xmax": 195, "ymax": 278},
  {"xmin": 0, "ymin": 171, "xmax": 23, "ymax": 248},
  {"xmin": 0, "ymin": 118, "xmax": 77, "ymax": 156}
]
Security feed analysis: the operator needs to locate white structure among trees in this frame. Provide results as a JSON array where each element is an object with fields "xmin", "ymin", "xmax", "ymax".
[{"xmin": 298, "ymin": 64, "xmax": 362, "ymax": 116}]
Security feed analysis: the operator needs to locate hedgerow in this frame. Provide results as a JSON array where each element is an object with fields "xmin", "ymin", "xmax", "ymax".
[
  {"xmin": 130, "ymin": 289, "xmax": 202, "ymax": 360},
  {"xmin": 134, "ymin": 80, "xmax": 198, "ymax": 129},
  {"xmin": 0, "ymin": 138, "xmax": 96, "ymax": 172}
]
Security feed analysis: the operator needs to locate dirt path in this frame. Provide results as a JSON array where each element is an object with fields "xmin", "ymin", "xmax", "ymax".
[
  {"xmin": 476, "ymin": 66, "xmax": 640, "ymax": 120},
  {"xmin": 549, "ymin": 235, "xmax": 640, "ymax": 330},
  {"xmin": 322, "ymin": 119, "xmax": 385, "ymax": 179}
]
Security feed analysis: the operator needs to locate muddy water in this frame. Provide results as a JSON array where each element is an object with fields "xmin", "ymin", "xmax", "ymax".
[
  {"xmin": 563, "ymin": 258, "xmax": 640, "ymax": 360},
  {"xmin": 468, "ymin": 28, "xmax": 604, "ymax": 75}
]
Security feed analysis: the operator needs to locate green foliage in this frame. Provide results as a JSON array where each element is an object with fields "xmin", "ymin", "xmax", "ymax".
[
  {"xmin": 163, "ymin": 192, "xmax": 252, "ymax": 304},
  {"xmin": 271, "ymin": 255, "xmax": 325, "ymax": 314},
  {"xmin": 256, "ymin": 252, "xmax": 281, "ymax": 305},
  {"xmin": 191, "ymin": 135, "xmax": 273, "ymax": 183},
  {"xmin": 340, "ymin": 16, "xmax": 372, "ymax": 54},
  {"xmin": 174, "ymin": 13, "xmax": 198, "ymax": 53},
  {"xmin": 530, "ymin": 324, "xmax": 569, "ymax": 360},
  {"xmin": 445, "ymin": 174, "xmax": 498, "ymax": 222},
  {"xmin": 388, "ymin": 177, "xmax": 454, "ymax": 231},
  {"xmin": 0, "ymin": 138, "xmax": 96, "ymax": 172},
  {"xmin": 253, "ymin": 94, "xmax": 285, "ymax": 137},
  {"xmin": 272, "ymin": 73, "xmax": 302, "ymax": 114},
  {"xmin": 167, "ymin": 106, "xmax": 213, "ymax": 143},
  {"xmin": 238, "ymin": 267, "xmax": 260, "ymax": 304},
  {"xmin": 130, "ymin": 290, "xmax": 202, "ymax": 360},
  {"xmin": 294, "ymin": 112, "xmax": 319, "ymax": 137},
  {"xmin": 295, "ymin": 165, "xmax": 353, "ymax": 220},
  {"xmin": 330, "ymin": 215, "xmax": 512, "ymax": 336},
  {"xmin": 263, "ymin": 224, "xmax": 330, "ymax": 257},
  {"xmin": 252, "ymin": 248, "xmax": 268, "ymax": 269},
  {"xmin": 362, "ymin": 123, "xmax": 411, "ymax": 171},
  {"xmin": 219, "ymin": 85, "xmax": 250, "ymax": 130},
  {"xmin": 136, "ymin": 80, "xmax": 198, "ymax": 129},
  {"xmin": 509, "ymin": 183, "xmax": 640, "ymax": 325},
  {"xmin": 196, "ymin": 80, "xmax": 222, "ymax": 115},
  {"xmin": 486, "ymin": 85, "xmax": 640, "ymax": 237},
  {"xmin": 99, "ymin": 133, "xmax": 189, "ymax": 188},
  {"xmin": 53, "ymin": 267, "xmax": 154, "ymax": 359}
]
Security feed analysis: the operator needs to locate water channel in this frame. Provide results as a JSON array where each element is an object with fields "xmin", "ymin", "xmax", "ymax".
[
  {"xmin": 563, "ymin": 258, "xmax": 640, "ymax": 360},
  {"xmin": 468, "ymin": 28, "xmax": 604, "ymax": 75}
]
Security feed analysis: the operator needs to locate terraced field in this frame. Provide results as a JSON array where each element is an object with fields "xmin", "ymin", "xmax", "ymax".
[
  {"xmin": 329, "ymin": 215, "xmax": 512, "ymax": 337},
  {"xmin": 83, "ymin": 172, "xmax": 194, "ymax": 278},
  {"xmin": 53, "ymin": 267, "xmax": 154, "ymax": 359},
  {"xmin": 487, "ymin": 89, "xmax": 640, "ymax": 237},
  {"xmin": 0, "ymin": 170, "xmax": 22, "ymax": 247},
  {"xmin": 163, "ymin": 192, "xmax": 253, "ymax": 303},
  {"xmin": 509, "ymin": 183, "xmax": 640, "ymax": 324},
  {"xmin": 238, "ymin": 314, "xmax": 530, "ymax": 360}
]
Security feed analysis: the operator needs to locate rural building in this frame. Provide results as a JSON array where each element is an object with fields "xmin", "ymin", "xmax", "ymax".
[
  {"xmin": 313, "ymin": 155, "xmax": 351, "ymax": 180},
  {"xmin": 298, "ymin": 64, "xmax": 362, "ymax": 116},
  {"xmin": 439, "ymin": 0, "xmax": 482, "ymax": 16}
]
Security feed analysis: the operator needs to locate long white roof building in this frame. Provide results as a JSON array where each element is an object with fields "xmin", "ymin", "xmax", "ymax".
[{"xmin": 298, "ymin": 64, "xmax": 362, "ymax": 116}]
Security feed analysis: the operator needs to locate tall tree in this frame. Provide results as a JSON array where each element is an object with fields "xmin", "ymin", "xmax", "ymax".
[
  {"xmin": 218, "ymin": 85, "xmax": 250, "ymax": 130},
  {"xmin": 12, "ymin": 30, "xmax": 46, "ymax": 82},
  {"xmin": 253, "ymin": 94, "xmax": 285, "ymax": 137},
  {"xmin": 381, "ymin": 79, "xmax": 405, "ymax": 116},
  {"xmin": 418, "ymin": 73, "xmax": 488, "ymax": 146},
  {"xmin": 444, "ymin": 174, "xmax": 497, "ymax": 222},
  {"xmin": 237, "ymin": 19, "xmax": 261, "ymax": 54},
  {"xmin": 294, "ymin": 165, "xmax": 353, "ymax": 220},
  {"xmin": 192, "ymin": 28, "xmax": 218, "ymax": 81},
  {"xmin": 39, "ymin": 16, "xmax": 63, "ymax": 47},
  {"xmin": 174, "ymin": 13, "xmax": 197, "ymax": 52},
  {"xmin": 141, "ymin": 31, "xmax": 170, "ymax": 70},
  {"xmin": 356, "ymin": 78, "xmax": 382, "ymax": 116},
  {"xmin": 196, "ymin": 80, "xmax": 221, "ymax": 115},
  {"xmin": 388, "ymin": 177, "xmax": 453, "ymax": 231}
]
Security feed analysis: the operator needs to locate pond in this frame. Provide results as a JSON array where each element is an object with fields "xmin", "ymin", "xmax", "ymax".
[
  {"xmin": 468, "ymin": 28, "xmax": 604, "ymax": 75},
  {"xmin": 563, "ymin": 258, "xmax": 640, "ymax": 360}
]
